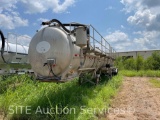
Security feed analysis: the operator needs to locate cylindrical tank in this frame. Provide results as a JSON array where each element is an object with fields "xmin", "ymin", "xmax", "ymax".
[
  {"xmin": 75, "ymin": 27, "xmax": 87, "ymax": 47},
  {"xmin": 28, "ymin": 27, "xmax": 79, "ymax": 77},
  {"xmin": 0, "ymin": 41, "xmax": 28, "ymax": 63},
  {"xmin": 28, "ymin": 19, "xmax": 118, "ymax": 82},
  {"xmin": 29, "ymin": 25, "xmax": 112, "ymax": 80}
]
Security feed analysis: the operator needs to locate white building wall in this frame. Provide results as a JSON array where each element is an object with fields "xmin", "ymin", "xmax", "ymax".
[{"xmin": 116, "ymin": 50, "xmax": 160, "ymax": 59}]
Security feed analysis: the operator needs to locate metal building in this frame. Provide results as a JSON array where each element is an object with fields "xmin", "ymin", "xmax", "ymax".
[{"xmin": 116, "ymin": 49, "xmax": 160, "ymax": 59}]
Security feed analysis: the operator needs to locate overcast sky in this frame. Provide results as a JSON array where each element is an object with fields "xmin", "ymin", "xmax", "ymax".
[{"xmin": 0, "ymin": 0, "xmax": 160, "ymax": 51}]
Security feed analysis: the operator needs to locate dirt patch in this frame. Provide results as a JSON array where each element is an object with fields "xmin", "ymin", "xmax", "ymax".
[
  {"xmin": 105, "ymin": 77, "xmax": 160, "ymax": 120},
  {"xmin": 0, "ymin": 111, "xmax": 4, "ymax": 120}
]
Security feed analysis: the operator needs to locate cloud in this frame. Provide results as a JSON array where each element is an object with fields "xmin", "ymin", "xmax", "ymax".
[
  {"xmin": 105, "ymin": 30, "xmax": 160, "ymax": 52},
  {"xmin": 37, "ymin": 18, "xmax": 50, "ymax": 22},
  {"xmin": 143, "ymin": 0, "xmax": 160, "ymax": 8},
  {"xmin": 0, "ymin": 12, "xmax": 28, "ymax": 29},
  {"xmin": 17, "ymin": 35, "xmax": 31, "ymax": 46},
  {"xmin": 120, "ymin": 0, "xmax": 141, "ymax": 13},
  {"xmin": 105, "ymin": 31, "xmax": 131, "ymax": 51},
  {"xmin": 7, "ymin": 33, "xmax": 31, "ymax": 46},
  {"xmin": 127, "ymin": 9, "xmax": 156, "ymax": 30},
  {"xmin": 0, "ymin": 0, "xmax": 18, "ymax": 13},
  {"xmin": 120, "ymin": 25, "xmax": 125, "ymax": 29},
  {"xmin": 105, "ymin": 6, "xmax": 115, "ymax": 10},
  {"xmin": 52, "ymin": 0, "xmax": 75, "ymax": 13},
  {"xmin": 105, "ymin": 31, "xmax": 129, "ymax": 43},
  {"xmin": 133, "ymin": 31, "xmax": 160, "ymax": 50},
  {"xmin": 0, "ymin": 0, "xmax": 75, "ymax": 30},
  {"xmin": 0, "ymin": 0, "xmax": 75, "ymax": 14},
  {"xmin": 127, "ymin": 8, "xmax": 160, "ymax": 31},
  {"xmin": 0, "ymin": 0, "xmax": 28, "ymax": 29},
  {"xmin": 20, "ymin": 0, "xmax": 75, "ymax": 14},
  {"xmin": 121, "ymin": 0, "xmax": 160, "ymax": 32},
  {"xmin": 20, "ymin": 0, "xmax": 48, "ymax": 14},
  {"xmin": 116, "ymin": 0, "xmax": 160, "ymax": 51}
]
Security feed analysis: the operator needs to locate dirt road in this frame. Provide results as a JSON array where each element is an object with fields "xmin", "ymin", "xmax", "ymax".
[
  {"xmin": 1, "ymin": 77, "xmax": 160, "ymax": 120},
  {"xmin": 106, "ymin": 77, "xmax": 160, "ymax": 120},
  {"xmin": 0, "ymin": 111, "xmax": 4, "ymax": 120}
]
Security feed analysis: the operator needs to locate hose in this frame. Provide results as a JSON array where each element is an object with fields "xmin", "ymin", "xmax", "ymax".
[
  {"xmin": 0, "ymin": 30, "xmax": 6, "ymax": 63},
  {"xmin": 41, "ymin": 19, "xmax": 87, "ymax": 33}
]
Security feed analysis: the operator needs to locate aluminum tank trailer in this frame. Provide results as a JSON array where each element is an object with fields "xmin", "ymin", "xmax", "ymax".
[
  {"xmin": 0, "ymin": 30, "xmax": 32, "ymax": 74},
  {"xmin": 29, "ymin": 19, "xmax": 118, "ymax": 84}
]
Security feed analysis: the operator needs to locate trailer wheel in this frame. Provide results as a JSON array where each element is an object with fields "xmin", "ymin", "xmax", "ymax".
[{"xmin": 112, "ymin": 68, "xmax": 118, "ymax": 76}]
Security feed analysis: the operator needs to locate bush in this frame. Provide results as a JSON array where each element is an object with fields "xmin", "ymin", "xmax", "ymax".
[
  {"xmin": 124, "ymin": 57, "xmax": 136, "ymax": 70},
  {"xmin": 114, "ymin": 57, "xmax": 124, "ymax": 70},
  {"xmin": 144, "ymin": 51, "xmax": 160, "ymax": 70},
  {"xmin": 151, "ymin": 51, "xmax": 160, "ymax": 70},
  {"xmin": 135, "ymin": 55, "xmax": 144, "ymax": 71},
  {"xmin": 115, "ymin": 51, "xmax": 160, "ymax": 71}
]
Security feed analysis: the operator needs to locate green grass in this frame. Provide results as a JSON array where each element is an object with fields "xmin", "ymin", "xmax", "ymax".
[
  {"xmin": 120, "ymin": 70, "xmax": 160, "ymax": 77},
  {"xmin": 0, "ymin": 75, "xmax": 24, "ymax": 94},
  {"xmin": 149, "ymin": 79, "xmax": 160, "ymax": 88},
  {"xmin": 0, "ymin": 74, "xmax": 123, "ymax": 120},
  {"xmin": 0, "ymin": 63, "xmax": 31, "ymax": 69}
]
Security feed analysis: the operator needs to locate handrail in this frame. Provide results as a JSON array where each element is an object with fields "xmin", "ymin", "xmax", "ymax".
[
  {"xmin": 66, "ymin": 23, "xmax": 116, "ymax": 59},
  {"xmin": 89, "ymin": 25, "xmax": 116, "ymax": 58},
  {"xmin": 5, "ymin": 33, "xmax": 30, "ymax": 54}
]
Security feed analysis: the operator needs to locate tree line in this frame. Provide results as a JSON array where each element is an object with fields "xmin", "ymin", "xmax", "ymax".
[{"xmin": 115, "ymin": 51, "xmax": 160, "ymax": 71}]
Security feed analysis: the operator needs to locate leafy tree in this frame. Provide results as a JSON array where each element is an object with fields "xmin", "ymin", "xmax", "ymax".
[
  {"xmin": 135, "ymin": 55, "xmax": 144, "ymax": 71},
  {"xmin": 114, "ymin": 56, "xmax": 124, "ymax": 70},
  {"xmin": 115, "ymin": 51, "xmax": 160, "ymax": 71},
  {"xmin": 151, "ymin": 51, "xmax": 160, "ymax": 70},
  {"xmin": 144, "ymin": 56, "xmax": 154, "ymax": 70},
  {"xmin": 124, "ymin": 57, "xmax": 136, "ymax": 70}
]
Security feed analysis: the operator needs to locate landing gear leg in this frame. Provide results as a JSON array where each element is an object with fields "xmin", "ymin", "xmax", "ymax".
[{"xmin": 96, "ymin": 74, "xmax": 100, "ymax": 85}]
